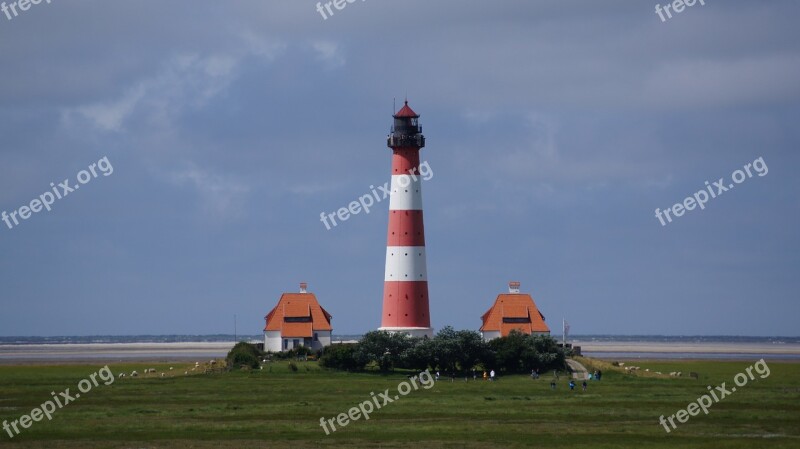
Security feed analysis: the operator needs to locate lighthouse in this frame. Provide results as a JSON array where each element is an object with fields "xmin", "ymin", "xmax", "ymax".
[{"xmin": 378, "ymin": 101, "xmax": 433, "ymax": 338}]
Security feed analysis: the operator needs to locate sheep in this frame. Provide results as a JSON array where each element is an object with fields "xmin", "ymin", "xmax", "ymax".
[
  {"xmin": 169, "ymin": 367, "xmax": 174, "ymax": 371},
  {"xmin": 131, "ymin": 371, "xmax": 138, "ymax": 377},
  {"xmin": 160, "ymin": 373, "xmax": 165, "ymax": 378},
  {"xmin": 146, "ymin": 368, "xmax": 156, "ymax": 374},
  {"xmin": 118, "ymin": 373, "xmax": 126, "ymax": 378}
]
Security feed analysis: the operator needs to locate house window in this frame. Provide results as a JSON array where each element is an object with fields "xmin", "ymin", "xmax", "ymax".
[
  {"xmin": 293, "ymin": 339, "xmax": 300, "ymax": 348},
  {"xmin": 503, "ymin": 317, "xmax": 531, "ymax": 323},
  {"xmin": 285, "ymin": 316, "xmax": 312, "ymax": 323},
  {"xmin": 313, "ymin": 332, "xmax": 319, "ymax": 342},
  {"xmin": 283, "ymin": 339, "xmax": 288, "ymax": 350}
]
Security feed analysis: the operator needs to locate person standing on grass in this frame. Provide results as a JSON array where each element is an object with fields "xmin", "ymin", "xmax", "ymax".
[
  {"xmin": 582, "ymin": 381, "xmax": 587, "ymax": 391},
  {"xmin": 483, "ymin": 371, "xmax": 488, "ymax": 381},
  {"xmin": 569, "ymin": 380, "xmax": 575, "ymax": 390},
  {"xmin": 490, "ymin": 369, "xmax": 496, "ymax": 381},
  {"xmin": 473, "ymin": 368, "xmax": 477, "ymax": 380}
]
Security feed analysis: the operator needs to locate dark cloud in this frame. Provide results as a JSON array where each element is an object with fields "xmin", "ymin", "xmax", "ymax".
[{"xmin": 0, "ymin": 0, "xmax": 798, "ymax": 336}]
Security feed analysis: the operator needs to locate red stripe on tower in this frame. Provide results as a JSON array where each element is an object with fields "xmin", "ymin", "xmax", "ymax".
[{"xmin": 379, "ymin": 101, "xmax": 433, "ymax": 338}]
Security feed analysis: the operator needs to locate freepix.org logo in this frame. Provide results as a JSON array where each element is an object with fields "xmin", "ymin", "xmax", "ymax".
[
  {"xmin": 659, "ymin": 359, "xmax": 770, "ymax": 433},
  {"xmin": 3, "ymin": 365, "xmax": 115, "ymax": 439},
  {"xmin": 319, "ymin": 369, "xmax": 435, "ymax": 435},
  {"xmin": 319, "ymin": 160, "xmax": 432, "ymax": 231},
  {"xmin": 2, "ymin": 156, "xmax": 114, "ymax": 231},
  {"xmin": 1, "ymin": 0, "xmax": 53, "ymax": 23},
  {"xmin": 654, "ymin": 156, "xmax": 767, "ymax": 227}
]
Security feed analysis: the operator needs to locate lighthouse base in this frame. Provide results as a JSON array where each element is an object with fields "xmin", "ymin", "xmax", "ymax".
[{"xmin": 377, "ymin": 326, "xmax": 434, "ymax": 339}]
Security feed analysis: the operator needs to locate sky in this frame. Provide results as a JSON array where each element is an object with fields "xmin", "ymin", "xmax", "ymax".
[{"xmin": 0, "ymin": 0, "xmax": 798, "ymax": 337}]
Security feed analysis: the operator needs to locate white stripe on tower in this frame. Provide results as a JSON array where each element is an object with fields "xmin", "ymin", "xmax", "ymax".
[
  {"xmin": 389, "ymin": 174, "xmax": 423, "ymax": 210},
  {"xmin": 384, "ymin": 246, "xmax": 428, "ymax": 281}
]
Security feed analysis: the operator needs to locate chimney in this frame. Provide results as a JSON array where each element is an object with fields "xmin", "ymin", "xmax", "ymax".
[
  {"xmin": 508, "ymin": 281, "xmax": 521, "ymax": 294},
  {"xmin": 299, "ymin": 282, "xmax": 308, "ymax": 294}
]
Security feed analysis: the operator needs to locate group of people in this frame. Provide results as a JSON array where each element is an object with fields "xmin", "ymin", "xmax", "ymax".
[
  {"xmin": 430, "ymin": 367, "xmax": 603, "ymax": 387},
  {"xmin": 435, "ymin": 369, "xmax": 497, "ymax": 382},
  {"xmin": 548, "ymin": 378, "xmax": 588, "ymax": 391},
  {"xmin": 538, "ymin": 367, "xmax": 603, "ymax": 392}
]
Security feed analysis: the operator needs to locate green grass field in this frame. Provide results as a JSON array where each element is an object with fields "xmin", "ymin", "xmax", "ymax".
[{"xmin": 0, "ymin": 358, "xmax": 798, "ymax": 448}]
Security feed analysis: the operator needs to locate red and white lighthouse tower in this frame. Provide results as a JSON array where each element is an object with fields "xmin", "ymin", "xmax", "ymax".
[{"xmin": 379, "ymin": 101, "xmax": 433, "ymax": 338}]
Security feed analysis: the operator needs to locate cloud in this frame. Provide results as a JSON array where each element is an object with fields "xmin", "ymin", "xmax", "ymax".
[
  {"xmin": 169, "ymin": 165, "xmax": 250, "ymax": 219},
  {"xmin": 62, "ymin": 32, "xmax": 286, "ymax": 133},
  {"xmin": 70, "ymin": 85, "xmax": 146, "ymax": 132},
  {"xmin": 64, "ymin": 53, "xmax": 241, "ymax": 132},
  {"xmin": 641, "ymin": 54, "xmax": 800, "ymax": 109},
  {"xmin": 311, "ymin": 40, "xmax": 345, "ymax": 69}
]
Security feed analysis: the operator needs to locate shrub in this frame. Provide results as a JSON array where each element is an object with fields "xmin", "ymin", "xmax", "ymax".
[
  {"xmin": 319, "ymin": 343, "xmax": 361, "ymax": 371},
  {"xmin": 488, "ymin": 331, "xmax": 565, "ymax": 374},
  {"xmin": 226, "ymin": 342, "xmax": 263, "ymax": 370},
  {"xmin": 355, "ymin": 331, "xmax": 414, "ymax": 372}
]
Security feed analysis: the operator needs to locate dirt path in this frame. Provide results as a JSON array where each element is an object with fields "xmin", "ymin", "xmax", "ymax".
[{"xmin": 566, "ymin": 358, "xmax": 589, "ymax": 380}]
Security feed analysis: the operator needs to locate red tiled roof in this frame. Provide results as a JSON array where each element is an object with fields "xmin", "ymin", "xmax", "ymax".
[
  {"xmin": 480, "ymin": 293, "xmax": 550, "ymax": 336},
  {"xmin": 264, "ymin": 292, "xmax": 333, "ymax": 336},
  {"xmin": 281, "ymin": 322, "xmax": 314, "ymax": 338},
  {"xmin": 394, "ymin": 101, "xmax": 418, "ymax": 118},
  {"xmin": 284, "ymin": 302, "xmax": 310, "ymax": 317},
  {"xmin": 503, "ymin": 304, "xmax": 529, "ymax": 318}
]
